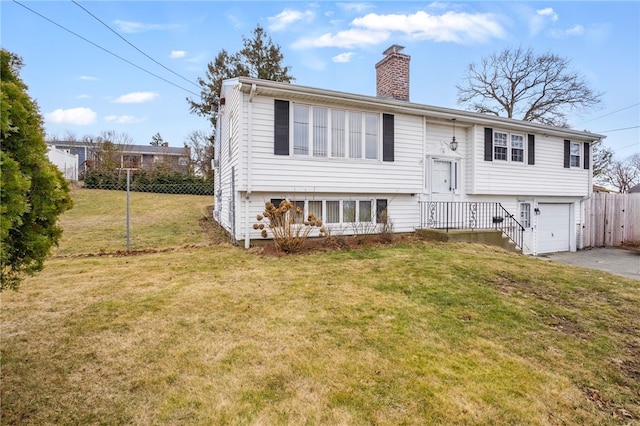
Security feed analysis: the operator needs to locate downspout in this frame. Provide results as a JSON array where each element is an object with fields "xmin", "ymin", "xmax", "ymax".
[{"xmin": 245, "ymin": 83, "xmax": 257, "ymax": 249}]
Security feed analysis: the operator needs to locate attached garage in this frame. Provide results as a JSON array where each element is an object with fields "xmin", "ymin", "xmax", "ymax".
[{"xmin": 536, "ymin": 203, "xmax": 572, "ymax": 254}]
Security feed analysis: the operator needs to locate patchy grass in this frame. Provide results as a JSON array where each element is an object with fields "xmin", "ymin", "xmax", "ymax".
[
  {"xmin": 53, "ymin": 187, "xmax": 213, "ymax": 255},
  {"xmin": 1, "ymin": 190, "xmax": 639, "ymax": 425}
]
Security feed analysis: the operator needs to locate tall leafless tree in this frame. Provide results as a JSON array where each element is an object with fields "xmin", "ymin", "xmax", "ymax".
[
  {"xmin": 603, "ymin": 153, "xmax": 640, "ymax": 193},
  {"xmin": 457, "ymin": 47, "xmax": 603, "ymax": 127},
  {"xmin": 184, "ymin": 130, "xmax": 214, "ymax": 179}
]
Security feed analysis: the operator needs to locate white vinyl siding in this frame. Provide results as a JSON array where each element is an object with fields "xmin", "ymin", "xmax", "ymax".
[
  {"xmin": 471, "ymin": 125, "xmax": 591, "ymax": 197},
  {"xmin": 245, "ymin": 96, "xmax": 423, "ymax": 195}
]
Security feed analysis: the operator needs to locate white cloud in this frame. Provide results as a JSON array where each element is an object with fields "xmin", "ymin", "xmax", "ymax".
[
  {"xmin": 45, "ymin": 107, "xmax": 97, "ymax": 125},
  {"xmin": 76, "ymin": 94, "xmax": 91, "ymax": 99},
  {"xmin": 549, "ymin": 24, "xmax": 586, "ymax": 39},
  {"xmin": 79, "ymin": 75, "xmax": 98, "ymax": 81},
  {"xmin": 294, "ymin": 10, "xmax": 505, "ymax": 49},
  {"xmin": 566, "ymin": 24, "xmax": 585, "ymax": 36},
  {"xmin": 336, "ymin": 3, "xmax": 374, "ymax": 13},
  {"xmin": 332, "ymin": 52, "xmax": 356, "ymax": 63},
  {"xmin": 170, "ymin": 50, "xmax": 187, "ymax": 59},
  {"xmin": 530, "ymin": 7, "xmax": 558, "ymax": 36},
  {"xmin": 268, "ymin": 8, "xmax": 315, "ymax": 31},
  {"xmin": 113, "ymin": 20, "xmax": 180, "ymax": 34},
  {"xmin": 353, "ymin": 11, "xmax": 506, "ymax": 43},
  {"xmin": 537, "ymin": 8, "xmax": 558, "ymax": 21},
  {"xmin": 104, "ymin": 115, "xmax": 146, "ymax": 124},
  {"xmin": 113, "ymin": 92, "xmax": 159, "ymax": 104},
  {"xmin": 294, "ymin": 28, "xmax": 389, "ymax": 49}
]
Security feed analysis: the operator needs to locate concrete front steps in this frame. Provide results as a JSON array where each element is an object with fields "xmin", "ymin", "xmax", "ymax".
[{"xmin": 416, "ymin": 229, "xmax": 522, "ymax": 254}]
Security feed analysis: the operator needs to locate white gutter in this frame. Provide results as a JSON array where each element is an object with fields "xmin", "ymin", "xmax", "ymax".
[{"xmin": 245, "ymin": 83, "xmax": 257, "ymax": 249}]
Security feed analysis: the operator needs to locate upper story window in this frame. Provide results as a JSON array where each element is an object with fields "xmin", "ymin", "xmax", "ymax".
[
  {"xmin": 292, "ymin": 103, "xmax": 380, "ymax": 160},
  {"xmin": 494, "ymin": 131, "xmax": 525, "ymax": 163},
  {"xmin": 570, "ymin": 142, "xmax": 581, "ymax": 167},
  {"xmin": 275, "ymin": 100, "xmax": 394, "ymax": 162},
  {"xmin": 511, "ymin": 134, "xmax": 524, "ymax": 162},
  {"xmin": 494, "ymin": 131, "xmax": 508, "ymax": 161},
  {"xmin": 485, "ymin": 127, "xmax": 535, "ymax": 165}
]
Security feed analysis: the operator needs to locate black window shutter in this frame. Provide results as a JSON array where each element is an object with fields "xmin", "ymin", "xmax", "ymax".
[
  {"xmin": 484, "ymin": 128, "xmax": 493, "ymax": 161},
  {"xmin": 527, "ymin": 134, "xmax": 535, "ymax": 165},
  {"xmin": 584, "ymin": 142, "xmax": 590, "ymax": 169},
  {"xmin": 382, "ymin": 114, "xmax": 394, "ymax": 162},
  {"xmin": 563, "ymin": 140, "xmax": 571, "ymax": 168},
  {"xmin": 376, "ymin": 199, "xmax": 388, "ymax": 224},
  {"xmin": 274, "ymin": 100, "xmax": 289, "ymax": 155}
]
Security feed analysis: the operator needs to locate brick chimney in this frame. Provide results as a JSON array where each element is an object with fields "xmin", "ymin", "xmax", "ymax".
[{"xmin": 375, "ymin": 45, "xmax": 410, "ymax": 101}]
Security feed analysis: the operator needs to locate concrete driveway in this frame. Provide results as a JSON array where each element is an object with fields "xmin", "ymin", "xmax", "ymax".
[{"xmin": 540, "ymin": 247, "xmax": 640, "ymax": 281}]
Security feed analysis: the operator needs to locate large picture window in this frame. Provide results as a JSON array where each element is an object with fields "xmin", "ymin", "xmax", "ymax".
[
  {"xmin": 275, "ymin": 100, "xmax": 394, "ymax": 161},
  {"xmin": 291, "ymin": 103, "xmax": 382, "ymax": 160}
]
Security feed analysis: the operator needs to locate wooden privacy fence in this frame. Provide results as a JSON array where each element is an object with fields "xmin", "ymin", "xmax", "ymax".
[{"xmin": 584, "ymin": 193, "xmax": 640, "ymax": 247}]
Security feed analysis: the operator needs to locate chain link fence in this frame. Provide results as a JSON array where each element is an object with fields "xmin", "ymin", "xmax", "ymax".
[{"xmin": 82, "ymin": 169, "xmax": 214, "ymax": 195}]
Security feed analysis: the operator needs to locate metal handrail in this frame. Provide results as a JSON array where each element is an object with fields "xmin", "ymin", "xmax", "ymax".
[{"xmin": 419, "ymin": 201, "xmax": 524, "ymax": 249}]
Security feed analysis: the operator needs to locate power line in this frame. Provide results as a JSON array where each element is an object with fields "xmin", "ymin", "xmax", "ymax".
[
  {"xmin": 597, "ymin": 125, "xmax": 640, "ymax": 133},
  {"xmin": 71, "ymin": 0, "xmax": 200, "ymax": 90},
  {"xmin": 12, "ymin": 0, "xmax": 200, "ymax": 97},
  {"xmin": 579, "ymin": 103, "xmax": 640, "ymax": 124}
]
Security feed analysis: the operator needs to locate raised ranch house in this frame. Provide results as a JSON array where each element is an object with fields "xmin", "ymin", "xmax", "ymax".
[
  {"xmin": 213, "ymin": 45, "xmax": 605, "ymax": 255},
  {"xmin": 46, "ymin": 140, "xmax": 190, "ymax": 176}
]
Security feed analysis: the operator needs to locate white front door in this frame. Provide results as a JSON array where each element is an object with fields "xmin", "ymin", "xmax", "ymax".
[{"xmin": 432, "ymin": 159, "xmax": 456, "ymax": 193}]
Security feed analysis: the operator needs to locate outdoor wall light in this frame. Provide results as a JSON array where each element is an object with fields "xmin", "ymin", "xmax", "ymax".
[
  {"xmin": 449, "ymin": 118, "xmax": 458, "ymax": 151},
  {"xmin": 534, "ymin": 208, "xmax": 541, "ymax": 215}
]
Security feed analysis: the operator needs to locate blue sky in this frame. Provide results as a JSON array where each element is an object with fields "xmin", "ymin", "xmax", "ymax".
[{"xmin": 2, "ymin": 1, "xmax": 639, "ymax": 160}]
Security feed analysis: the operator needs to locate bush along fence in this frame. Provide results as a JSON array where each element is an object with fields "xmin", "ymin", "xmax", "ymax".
[{"xmin": 83, "ymin": 169, "xmax": 214, "ymax": 196}]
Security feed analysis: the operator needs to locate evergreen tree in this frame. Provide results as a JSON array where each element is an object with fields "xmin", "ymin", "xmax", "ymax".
[
  {"xmin": 150, "ymin": 132, "xmax": 164, "ymax": 146},
  {"xmin": 1, "ymin": 49, "xmax": 73, "ymax": 290},
  {"xmin": 187, "ymin": 24, "xmax": 293, "ymax": 129}
]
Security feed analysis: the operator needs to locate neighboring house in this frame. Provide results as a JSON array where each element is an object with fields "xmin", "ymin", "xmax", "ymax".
[
  {"xmin": 629, "ymin": 183, "xmax": 640, "ymax": 194},
  {"xmin": 213, "ymin": 45, "xmax": 605, "ymax": 255},
  {"xmin": 46, "ymin": 146, "xmax": 79, "ymax": 181},
  {"xmin": 45, "ymin": 140, "xmax": 190, "ymax": 175},
  {"xmin": 593, "ymin": 184, "xmax": 618, "ymax": 193}
]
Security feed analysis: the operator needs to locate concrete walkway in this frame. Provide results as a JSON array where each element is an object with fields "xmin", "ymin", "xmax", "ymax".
[{"xmin": 540, "ymin": 247, "xmax": 640, "ymax": 281}]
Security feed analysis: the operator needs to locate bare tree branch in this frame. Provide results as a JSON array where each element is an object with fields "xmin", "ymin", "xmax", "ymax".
[{"xmin": 456, "ymin": 47, "xmax": 603, "ymax": 127}]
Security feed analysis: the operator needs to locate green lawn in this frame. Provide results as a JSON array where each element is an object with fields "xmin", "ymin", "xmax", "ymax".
[
  {"xmin": 53, "ymin": 187, "xmax": 214, "ymax": 255},
  {"xmin": 1, "ymin": 189, "xmax": 638, "ymax": 425}
]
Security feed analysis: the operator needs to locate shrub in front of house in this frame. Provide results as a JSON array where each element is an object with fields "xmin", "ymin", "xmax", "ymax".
[{"xmin": 255, "ymin": 200, "xmax": 325, "ymax": 253}]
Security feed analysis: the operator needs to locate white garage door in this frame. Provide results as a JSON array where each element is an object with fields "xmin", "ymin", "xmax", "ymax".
[{"xmin": 537, "ymin": 203, "xmax": 571, "ymax": 254}]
